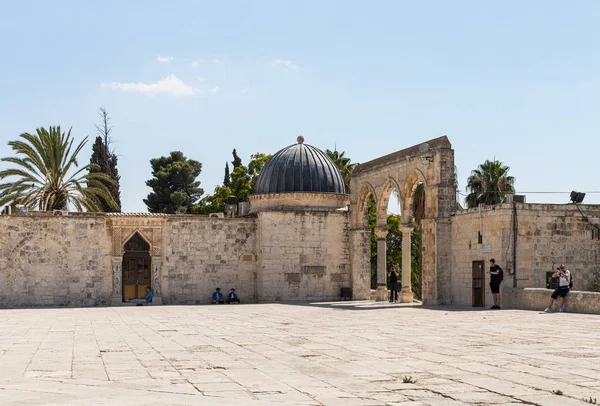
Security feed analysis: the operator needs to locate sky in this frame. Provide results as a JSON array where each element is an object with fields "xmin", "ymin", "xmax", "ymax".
[{"xmin": 1, "ymin": 0, "xmax": 599, "ymax": 212}]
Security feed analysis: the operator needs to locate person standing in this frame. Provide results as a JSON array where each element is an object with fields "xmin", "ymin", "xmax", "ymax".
[
  {"xmin": 489, "ymin": 259, "xmax": 503, "ymax": 309},
  {"xmin": 388, "ymin": 265, "xmax": 399, "ymax": 303},
  {"xmin": 544, "ymin": 265, "xmax": 571, "ymax": 313}
]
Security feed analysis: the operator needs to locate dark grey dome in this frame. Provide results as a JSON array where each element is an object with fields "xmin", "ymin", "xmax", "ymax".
[{"xmin": 254, "ymin": 137, "xmax": 346, "ymax": 195}]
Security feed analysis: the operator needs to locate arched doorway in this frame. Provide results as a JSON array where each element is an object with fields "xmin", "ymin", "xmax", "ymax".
[{"xmin": 122, "ymin": 232, "xmax": 151, "ymax": 301}]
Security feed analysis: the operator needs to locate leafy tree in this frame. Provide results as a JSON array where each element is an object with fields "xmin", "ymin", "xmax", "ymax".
[
  {"xmin": 326, "ymin": 149, "xmax": 356, "ymax": 193},
  {"xmin": 247, "ymin": 153, "xmax": 272, "ymax": 191},
  {"xmin": 88, "ymin": 108, "xmax": 121, "ymax": 212},
  {"xmin": 367, "ymin": 195, "xmax": 378, "ymax": 289},
  {"xmin": 223, "ymin": 162, "xmax": 231, "ymax": 187},
  {"xmin": 144, "ymin": 151, "xmax": 203, "ymax": 214},
  {"xmin": 410, "ymin": 227, "xmax": 421, "ymax": 299},
  {"xmin": 195, "ymin": 185, "xmax": 232, "ymax": 214},
  {"xmin": 0, "ymin": 126, "xmax": 117, "ymax": 211},
  {"xmin": 466, "ymin": 159, "xmax": 515, "ymax": 208},
  {"xmin": 232, "ymin": 149, "xmax": 242, "ymax": 169},
  {"xmin": 386, "ymin": 214, "xmax": 403, "ymax": 274},
  {"xmin": 230, "ymin": 165, "xmax": 252, "ymax": 202},
  {"xmin": 198, "ymin": 152, "xmax": 271, "ymax": 213}
]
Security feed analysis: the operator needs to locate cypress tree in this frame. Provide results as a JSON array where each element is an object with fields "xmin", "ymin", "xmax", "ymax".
[{"xmin": 224, "ymin": 162, "xmax": 231, "ymax": 187}]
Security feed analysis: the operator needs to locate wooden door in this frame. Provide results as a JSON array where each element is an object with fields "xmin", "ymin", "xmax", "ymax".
[
  {"xmin": 472, "ymin": 260, "xmax": 485, "ymax": 307},
  {"xmin": 122, "ymin": 253, "xmax": 151, "ymax": 300}
]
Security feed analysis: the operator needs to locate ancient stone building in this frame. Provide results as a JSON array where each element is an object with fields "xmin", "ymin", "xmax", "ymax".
[{"xmin": 1, "ymin": 136, "xmax": 599, "ymax": 308}]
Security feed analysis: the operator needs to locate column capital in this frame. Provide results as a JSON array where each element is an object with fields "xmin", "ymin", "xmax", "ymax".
[
  {"xmin": 374, "ymin": 229, "xmax": 388, "ymax": 239},
  {"xmin": 399, "ymin": 224, "xmax": 413, "ymax": 234}
]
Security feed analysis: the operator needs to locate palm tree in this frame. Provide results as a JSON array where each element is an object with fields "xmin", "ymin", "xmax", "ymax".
[
  {"xmin": 0, "ymin": 126, "xmax": 118, "ymax": 212},
  {"xmin": 465, "ymin": 159, "xmax": 515, "ymax": 208},
  {"xmin": 326, "ymin": 149, "xmax": 356, "ymax": 193}
]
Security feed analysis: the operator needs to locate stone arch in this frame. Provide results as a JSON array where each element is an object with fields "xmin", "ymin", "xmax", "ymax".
[
  {"xmin": 121, "ymin": 229, "xmax": 153, "ymax": 254},
  {"xmin": 377, "ymin": 177, "xmax": 403, "ymax": 227},
  {"xmin": 348, "ymin": 136, "xmax": 455, "ymax": 305},
  {"xmin": 356, "ymin": 182, "xmax": 377, "ymax": 228},
  {"xmin": 401, "ymin": 169, "xmax": 428, "ymax": 225}
]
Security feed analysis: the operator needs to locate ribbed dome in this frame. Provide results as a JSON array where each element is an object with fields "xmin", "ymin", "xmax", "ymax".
[{"xmin": 254, "ymin": 137, "xmax": 346, "ymax": 195}]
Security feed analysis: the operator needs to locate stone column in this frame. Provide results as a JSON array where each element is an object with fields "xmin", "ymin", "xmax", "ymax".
[
  {"xmin": 111, "ymin": 256, "xmax": 123, "ymax": 305},
  {"xmin": 374, "ymin": 228, "xmax": 388, "ymax": 301},
  {"xmin": 349, "ymin": 228, "xmax": 371, "ymax": 300},
  {"xmin": 151, "ymin": 257, "xmax": 163, "ymax": 305},
  {"xmin": 400, "ymin": 225, "xmax": 413, "ymax": 303}
]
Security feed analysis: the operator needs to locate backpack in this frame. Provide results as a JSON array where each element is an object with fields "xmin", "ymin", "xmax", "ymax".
[
  {"xmin": 569, "ymin": 272, "xmax": 573, "ymax": 289},
  {"xmin": 498, "ymin": 267, "xmax": 504, "ymax": 282}
]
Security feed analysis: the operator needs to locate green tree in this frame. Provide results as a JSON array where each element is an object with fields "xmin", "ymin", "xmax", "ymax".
[
  {"xmin": 199, "ymin": 152, "xmax": 271, "ymax": 212},
  {"xmin": 195, "ymin": 185, "xmax": 232, "ymax": 214},
  {"xmin": 223, "ymin": 162, "xmax": 231, "ymax": 187},
  {"xmin": 230, "ymin": 165, "xmax": 252, "ymax": 202},
  {"xmin": 248, "ymin": 153, "xmax": 272, "ymax": 191},
  {"xmin": 144, "ymin": 151, "xmax": 203, "ymax": 214},
  {"xmin": 232, "ymin": 149, "xmax": 242, "ymax": 169},
  {"xmin": 466, "ymin": 159, "xmax": 515, "ymax": 208},
  {"xmin": 367, "ymin": 195, "xmax": 378, "ymax": 289},
  {"xmin": 0, "ymin": 126, "xmax": 117, "ymax": 212},
  {"xmin": 386, "ymin": 214, "xmax": 403, "ymax": 273},
  {"xmin": 88, "ymin": 107, "xmax": 121, "ymax": 212},
  {"xmin": 326, "ymin": 149, "xmax": 356, "ymax": 193}
]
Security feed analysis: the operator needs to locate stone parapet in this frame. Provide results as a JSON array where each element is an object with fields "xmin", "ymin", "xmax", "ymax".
[{"xmin": 503, "ymin": 287, "xmax": 600, "ymax": 314}]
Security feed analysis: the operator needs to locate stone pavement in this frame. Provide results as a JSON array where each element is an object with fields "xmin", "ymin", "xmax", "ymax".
[{"xmin": 1, "ymin": 302, "xmax": 600, "ymax": 406}]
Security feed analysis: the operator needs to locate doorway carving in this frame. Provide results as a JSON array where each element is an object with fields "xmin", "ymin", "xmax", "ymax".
[{"xmin": 122, "ymin": 232, "xmax": 151, "ymax": 300}]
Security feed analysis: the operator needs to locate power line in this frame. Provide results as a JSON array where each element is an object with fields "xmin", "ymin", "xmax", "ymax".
[{"xmin": 457, "ymin": 191, "xmax": 600, "ymax": 197}]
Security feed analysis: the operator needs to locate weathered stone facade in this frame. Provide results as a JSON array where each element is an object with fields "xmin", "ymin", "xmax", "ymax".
[
  {"xmin": 0, "ymin": 211, "xmax": 350, "ymax": 307},
  {"xmin": 0, "ymin": 215, "xmax": 112, "ymax": 307},
  {"xmin": 256, "ymin": 211, "xmax": 351, "ymax": 301},
  {"xmin": 450, "ymin": 203, "xmax": 600, "ymax": 307},
  {"xmin": 2, "ymin": 137, "xmax": 600, "ymax": 310}
]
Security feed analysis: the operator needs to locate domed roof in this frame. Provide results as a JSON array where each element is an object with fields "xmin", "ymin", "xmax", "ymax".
[{"xmin": 254, "ymin": 137, "xmax": 346, "ymax": 195}]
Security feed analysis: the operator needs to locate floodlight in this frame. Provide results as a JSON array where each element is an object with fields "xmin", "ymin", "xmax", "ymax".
[{"xmin": 570, "ymin": 191, "xmax": 585, "ymax": 204}]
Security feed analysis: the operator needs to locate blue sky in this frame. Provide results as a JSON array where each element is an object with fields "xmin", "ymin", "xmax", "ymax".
[{"xmin": 1, "ymin": 0, "xmax": 599, "ymax": 212}]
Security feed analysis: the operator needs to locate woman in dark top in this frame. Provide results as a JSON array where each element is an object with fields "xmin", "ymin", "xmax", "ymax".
[{"xmin": 388, "ymin": 265, "xmax": 399, "ymax": 303}]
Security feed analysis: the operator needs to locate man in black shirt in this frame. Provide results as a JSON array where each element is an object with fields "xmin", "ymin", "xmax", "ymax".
[
  {"xmin": 489, "ymin": 259, "xmax": 503, "ymax": 309},
  {"xmin": 388, "ymin": 265, "xmax": 399, "ymax": 303}
]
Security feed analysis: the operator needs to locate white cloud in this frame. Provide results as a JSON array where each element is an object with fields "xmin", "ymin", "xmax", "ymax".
[
  {"xmin": 101, "ymin": 74, "xmax": 201, "ymax": 97},
  {"xmin": 272, "ymin": 59, "xmax": 299, "ymax": 70},
  {"xmin": 240, "ymin": 87, "xmax": 249, "ymax": 93},
  {"xmin": 211, "ymin": 86, "xmax": 220, "ymax": 93},
  {"xmin": 190, "ymin": 58, "xmax": 203, "ymax": 68},
  {"xmin": 213, "ymin": 58, "xmax": 222, "ymax": 63},
  {"xmin": 197, "ymin": 77, "xmax": 206, "ymax": 82},
  {"xmin": 157, "ymin": 56, "xmax": 174, "ymax": 63}
]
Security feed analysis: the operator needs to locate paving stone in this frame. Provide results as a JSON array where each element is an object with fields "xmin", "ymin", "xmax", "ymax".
[{"xmin": 0, "ymin": 303, "xmax": 599, "ymax": 405}]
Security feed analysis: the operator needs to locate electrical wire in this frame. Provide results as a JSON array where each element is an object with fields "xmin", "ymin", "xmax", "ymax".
[
  {"xmin": 457, "ymin": 191, "xmax": 600, "ymax": 197},
  {"xmin": 573, "ymin": 203, "xmax": 600, "ymax": 232}
]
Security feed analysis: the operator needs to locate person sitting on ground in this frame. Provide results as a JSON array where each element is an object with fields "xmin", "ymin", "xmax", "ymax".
[
  {"xmin": 544, "ymin": 265, "xmax": 571, "ymax": 313},
  {"xmin": 212, "ymin": 288, "xmax": 225, "ymax": 304},
  {"xmin": 226, "ymin": 288, "xmax": 240, "ymax": 304},
  {"xmin": 129, "ymin": 286, "xmax": 153, "ymax": 306}
]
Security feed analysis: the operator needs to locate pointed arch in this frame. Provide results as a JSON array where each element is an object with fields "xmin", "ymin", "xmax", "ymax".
[
  {"xmin": 122, "ymin": 230, "xmax": 153, "ymax": 253},
  {"xmin": 401, "ymin": 169, "xmax": 428, "ymax": 225},
  {"xmin": 377, "ymin": 177, "xmax": 403, "ymax": 227},
  {"xmin": 356, "ymin": 182, "xmax": 377, "ymax": 228}
]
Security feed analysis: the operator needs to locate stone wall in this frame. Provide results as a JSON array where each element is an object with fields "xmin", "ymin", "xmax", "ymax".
[
  {"xmin": 160, "ymin": 217, "xmax": 258, "ymax": 304},
  {"xmin": 257, "ymin": 210, "xmax": 351, "ymax": 301},
  {"xmin": 503, "ymin": 287, "xmax": 600, "ymax": 314},
  {"xmin": 0, "ymin": 215, "xmax": 112, "ymax": 307},
  {"xmin": 450, "ymin": 204, "xmax": 600, "ymax": 307}
]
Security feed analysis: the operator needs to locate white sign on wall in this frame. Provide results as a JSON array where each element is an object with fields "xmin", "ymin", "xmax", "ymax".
[{"xmin": 484, "ymin": 244, "xmax": 492, "ymax": 254}]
